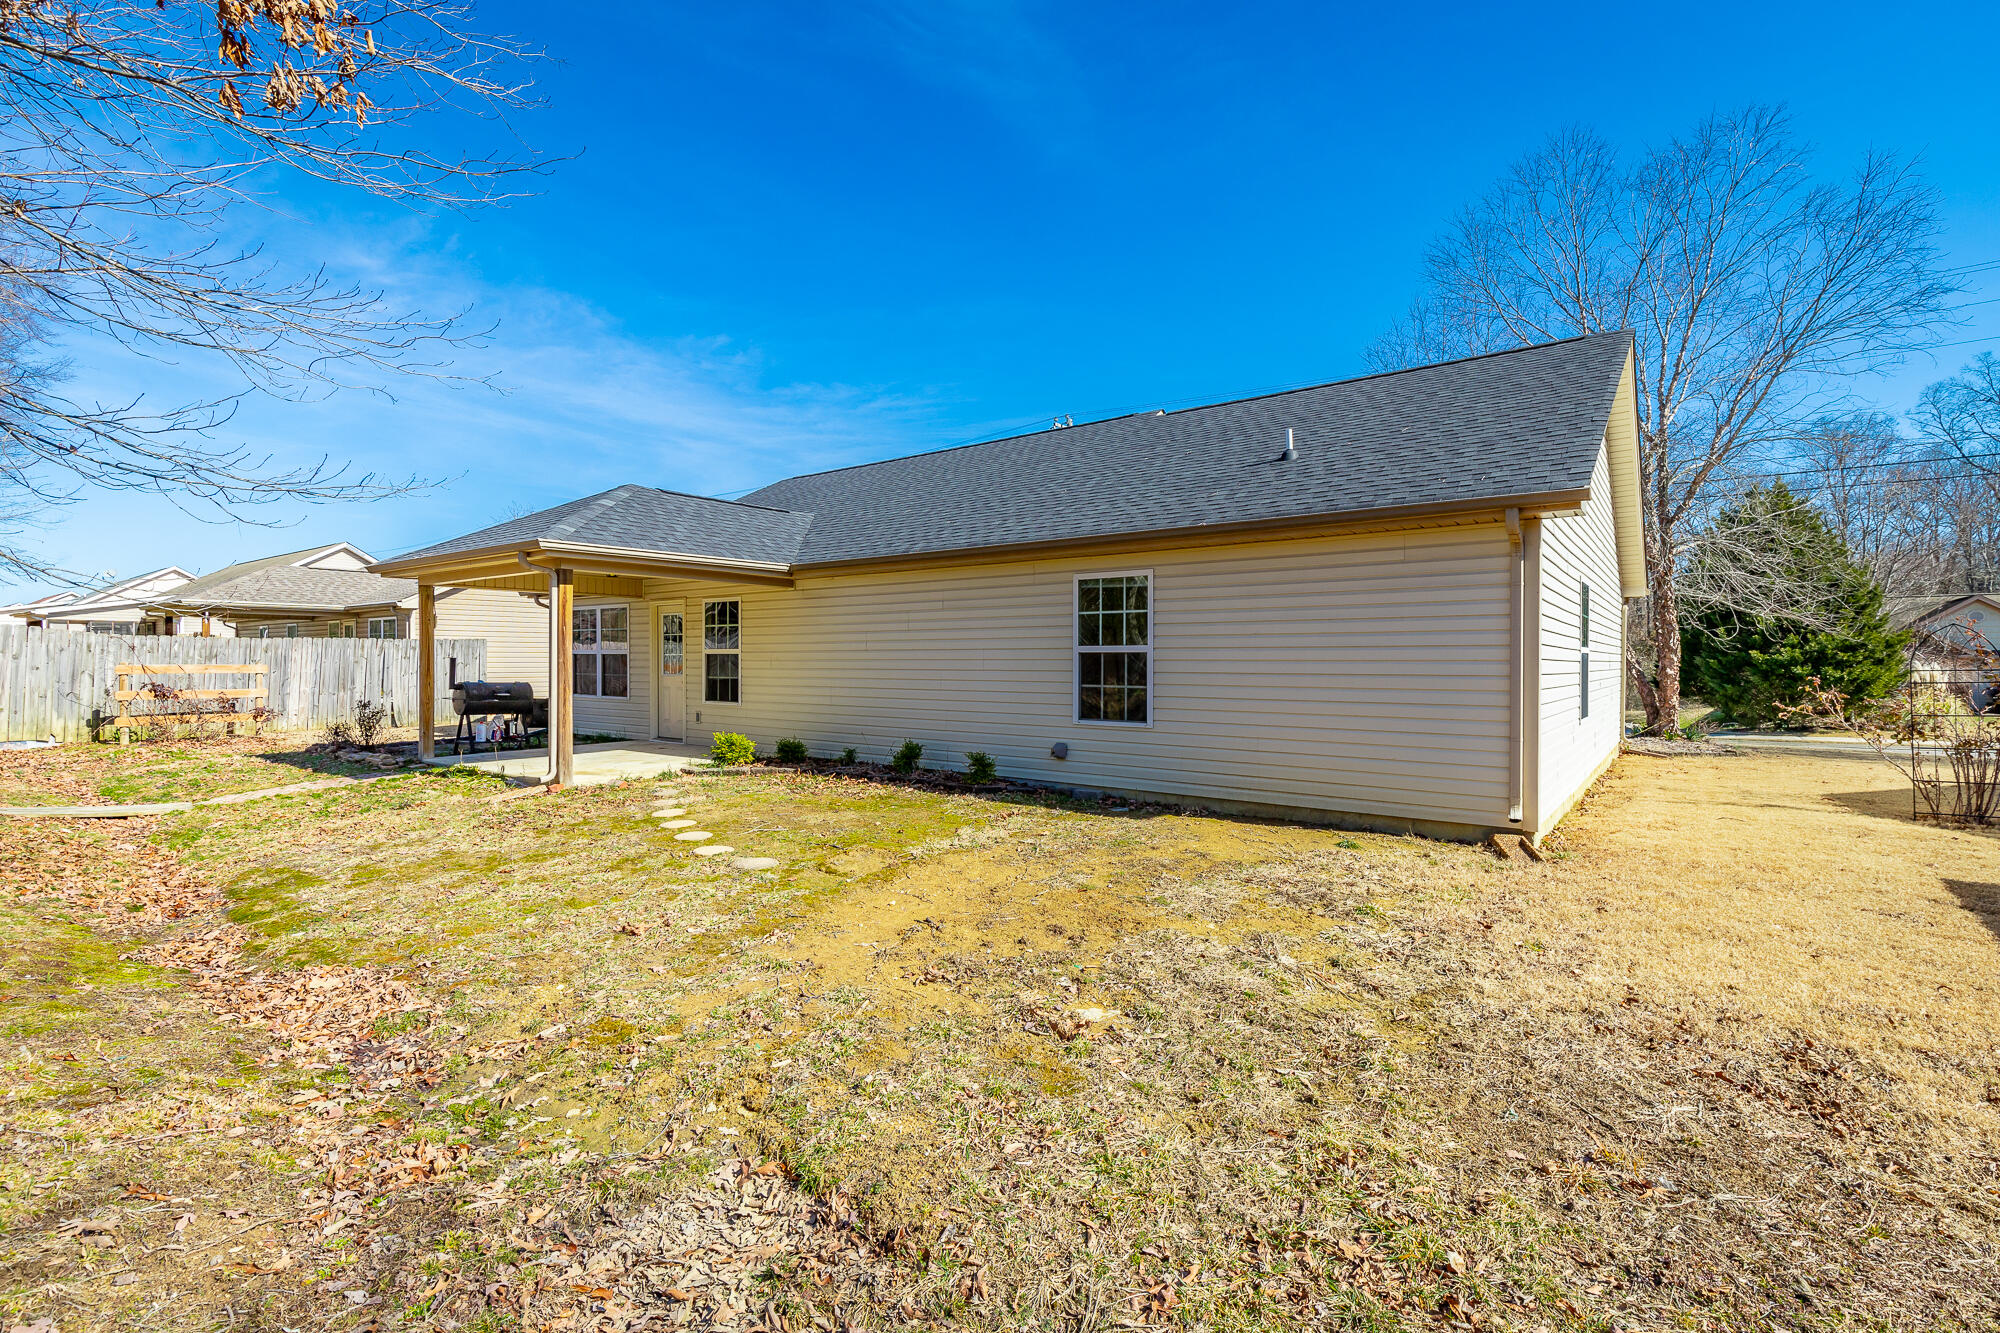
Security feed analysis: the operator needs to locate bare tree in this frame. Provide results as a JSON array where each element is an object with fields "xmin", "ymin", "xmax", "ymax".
[
  {"xmin": 1915, "ymin": 353, "xmax": 2000, "ymax": 478},
  {"xmin": 0, "ymin": 0, "xmax": 545, "ymax": 582},
  {"xmin": 1370, "ymin": 108, "xmax": 1958, "ymax": 733},
  {"xmin": 1789, "ymin": 409, "xmax": 2000, "ymax": 599}
]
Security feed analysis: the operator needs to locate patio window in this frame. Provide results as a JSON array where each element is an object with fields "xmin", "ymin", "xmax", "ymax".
[
  {"xmin": 367, "ymin": 616, "xmax": 398, "ymax": 639},
  {"xmin": 704, "ymin": 600, "xmax": 740, "ymax": 703},
  {"xmin": 1076, "ymin": 573, "xmax": 1150, "ymax": 725},
  {"xmin": 572, "ymin": 605, "xmax": 629, "ymax": 698}
]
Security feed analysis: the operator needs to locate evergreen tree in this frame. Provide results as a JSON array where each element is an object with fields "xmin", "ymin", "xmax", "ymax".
[{"xmin": 1682, "ymin": 483, "xmax": 1909, "ymax": 727}]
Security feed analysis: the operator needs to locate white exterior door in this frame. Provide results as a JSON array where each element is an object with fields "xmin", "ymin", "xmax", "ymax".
[{"xmin": 656, "ymin": 604, "xmax": 686, "ymax": 740}]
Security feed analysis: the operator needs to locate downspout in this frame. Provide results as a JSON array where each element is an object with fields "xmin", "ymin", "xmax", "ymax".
[{"xmin": 1506, "ymin": 508, "xmax": 1524, "ymax": 825}]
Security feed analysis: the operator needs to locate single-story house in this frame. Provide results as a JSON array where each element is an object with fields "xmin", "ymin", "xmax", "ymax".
[
  {"xmin": 0, "ymin": 567, "xmax": 195, "ymax": 632},
  {"xmin": 374, "ymin": 331, "xmax": 1646, "ymax": 844},
  {"xmin": 142, "ymin": 542, "xmax": 547, "ymax": 686},
  {"xmin": 1896, "ymin": 592, "xmax": 2000, "ymax": 711}
]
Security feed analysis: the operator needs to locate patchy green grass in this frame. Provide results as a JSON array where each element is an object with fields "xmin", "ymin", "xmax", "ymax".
[
  {"xmin": 2, "ymin": 753, "xmax": 1995, "ymax": 1332},
  {"xmin": 0, "ymin": 734, "xmax": 374, "ymax": 808}
]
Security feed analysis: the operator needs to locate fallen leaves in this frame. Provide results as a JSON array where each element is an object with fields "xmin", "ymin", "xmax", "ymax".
[{"xmin": 136, "ymin": 927, "xmax": 433, "ymax": 1071}]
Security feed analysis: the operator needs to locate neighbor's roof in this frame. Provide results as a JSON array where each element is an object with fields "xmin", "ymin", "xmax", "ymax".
[
  {"xmin": 387, "ymin": 331, "xmax": 1636, "ymax": 572},
  {"xmin": 1890, "ymin": 592, "xmax": 2000, "ymax": 629},
  {"xmin": 153, "ymin": 566, "xmax": 415, "ymax": 614},
  {"xmin": 162, "ymin": 545, "xmax": 365, "ymax": 602}
]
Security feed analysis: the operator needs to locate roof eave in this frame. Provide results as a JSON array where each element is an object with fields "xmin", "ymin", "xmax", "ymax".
[
  {"xmin": 370, "ymin": 538, "xmax": 796, "ymax": 587},
  {"xmin": 147, "ymin": 599, "xmax": 402, "ymax": 616},
  {"xmin": 1601, "ymin": 342, "xmax": 1648, "ymax": 598}
]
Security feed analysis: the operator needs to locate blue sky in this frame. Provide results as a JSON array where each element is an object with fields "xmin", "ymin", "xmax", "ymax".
[{"xmin": 21, "ymin": 0, "xmax": 2000, "ymax": 592}]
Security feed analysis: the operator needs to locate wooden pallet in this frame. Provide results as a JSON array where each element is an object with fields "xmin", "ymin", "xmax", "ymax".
[{"xmin": 108, "ymin": 662, "xmax": 269, "ymax": 740}]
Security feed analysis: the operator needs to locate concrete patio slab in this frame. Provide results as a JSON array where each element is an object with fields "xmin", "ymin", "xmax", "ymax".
[{"xmin": 422, "ymin": 740, "xmax": 709, "ymax": 786}]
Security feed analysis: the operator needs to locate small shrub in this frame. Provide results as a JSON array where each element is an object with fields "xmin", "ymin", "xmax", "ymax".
[
  {"xmin": 890, "ymin": 739, "xmax": 924, "ymax": 775},
  {"xmin": 354, "ymin": 698, "xmax": 389, "ymax": 746},
  {"xmin": 710, "ymin": 731, "xmax": 757, "ymax": 766},
  {"xmin": 965, "ymin": 750, "xmax": 997, "ymax": 783},
  {"xmin": 839, "ymin": 747, "xmax": 858, "ymax": 766},
  {"xmin": 323, "ymin": 718, "xmax": 358, "ymax": 748},
  {"xmin": 774, "ymin": 736, "xmax": 809, "ymax": 764}
]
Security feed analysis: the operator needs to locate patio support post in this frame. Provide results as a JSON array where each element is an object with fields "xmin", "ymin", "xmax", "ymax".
[
  {"xmin": 552, "ymin": 568, "xmax": 574, "ymax": 786},
  {"xmin": 417, "ymin": 583, "xmax": 437, "ymax": 761}
]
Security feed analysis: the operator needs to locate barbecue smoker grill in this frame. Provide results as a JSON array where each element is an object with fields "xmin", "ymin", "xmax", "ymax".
[{"xmin": 450, "ymin": 680, "xmax": 548, "ymax": 753}]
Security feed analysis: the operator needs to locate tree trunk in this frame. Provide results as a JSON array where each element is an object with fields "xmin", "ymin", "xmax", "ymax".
[
  {"xmin": 1626, "ymin": 647, "xmax": 1660, "ymax": 730},
  {"xmin": 1646, "ymin": 564, "xmax": 1682, "ymax": 734}
]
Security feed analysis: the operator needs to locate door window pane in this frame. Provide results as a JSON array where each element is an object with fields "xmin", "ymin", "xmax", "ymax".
[{"xmin": 661, "ymin": 613, "xmax": 684, "ymax": 676}]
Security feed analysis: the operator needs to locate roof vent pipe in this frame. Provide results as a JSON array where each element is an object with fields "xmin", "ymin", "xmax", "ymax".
[{"xmin": 1281, "ymin": 428, "xmax": 1298, "ymax": 462}]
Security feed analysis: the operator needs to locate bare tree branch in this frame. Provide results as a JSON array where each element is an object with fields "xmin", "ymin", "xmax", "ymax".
[
  {"xmin": 1369, "ymin": 107, "xmax": 1959, "ymax": 732},
  {"xmin": 0, "ymin": 0, "xmax": 548, "ymax": 581}
]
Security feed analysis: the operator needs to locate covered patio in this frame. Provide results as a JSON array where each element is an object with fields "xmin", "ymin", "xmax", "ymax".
[
  {"xmin": 420, "ymin": 739, "xmax": 710, "ymax": 786},
  {"xmin": 371, "ymin": 489, "xmax": 798, "ymax": 786}
]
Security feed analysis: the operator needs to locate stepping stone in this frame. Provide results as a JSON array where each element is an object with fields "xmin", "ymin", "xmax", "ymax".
[
  {"xmin": 673, "ymin": 830, "xmax": 712, "ymax": 842},
  {"xmin": 650, "ymin": 808, "xmax": 688, "ymax": 819},
  {"xmin": 693, "ymin": 844, "xmax": 734, "ymax": 857},
  {"xmin": 659, "ymin": 818, "xmax": 698, "ymax": 829},
  {"xmin": 731, "ymin": 857, "xmax": 780, "ymax": 871}
]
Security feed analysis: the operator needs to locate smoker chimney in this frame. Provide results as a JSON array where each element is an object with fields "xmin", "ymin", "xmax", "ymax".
[{"xmin": 1281, "ymin": 428, "xmax": 1298, "ymax": 462}]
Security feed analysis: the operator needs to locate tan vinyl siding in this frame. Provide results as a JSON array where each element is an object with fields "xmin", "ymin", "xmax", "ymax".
[
  {"xmin": 614, "ymin": 524, "xmax": 1517, "ymax": 833},
  {"xmin": 1536, "ymin": 442, "xmax": 1624, "ymax": 828},
  {"xmin": 433, "ymin": 588, "xmax": 548, "ymax": 690}
]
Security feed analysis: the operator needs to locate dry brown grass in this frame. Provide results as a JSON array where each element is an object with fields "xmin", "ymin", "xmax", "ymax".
[{"xmin": 2, "ymin": 746, "xmax": 1995, "ymax": 1332}]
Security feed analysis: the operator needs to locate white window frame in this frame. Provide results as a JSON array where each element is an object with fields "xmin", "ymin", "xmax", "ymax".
[
  {"xmin": 1072, "ymin": 570, "xmax": 1154, "ymax": 728},
  {"xmin": 1579, "ymin": 581, "xmax": 1591, "ymax": 720},
  {"xmin": 367, "ymin": 616, "xmax": 399, "ymax": 639},
  {"xmin": 572, "ymin": 604, "xmax": 630, "ymax": 699},
  {"xmin": 703, "ymin": 600, "xmax": 741, "ymax": 706}
]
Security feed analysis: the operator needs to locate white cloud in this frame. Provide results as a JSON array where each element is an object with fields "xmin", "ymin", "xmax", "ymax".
[{"xmin": 6, "ymin": 218, "xmax": 955, "ymax": 591}]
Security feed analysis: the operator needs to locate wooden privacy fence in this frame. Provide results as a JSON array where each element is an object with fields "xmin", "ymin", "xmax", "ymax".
[{"xmin": 0, "ymin": 627, "xmax": 485, "ymax": 741}]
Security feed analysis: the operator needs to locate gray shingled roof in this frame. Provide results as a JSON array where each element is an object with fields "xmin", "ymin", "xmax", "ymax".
[
  {"xmin": 754, "ymin": 332, "xmax": 1631, "ymax": 564},
  {"xmin": 156, "ymin": 566, "xmax": 415, "ymax": 612},
  {"xmin": 166, "ymin": 545, "xmax": 359, "ymax": 601},
  {"xmin": 392, "ymin": 332, "xmax": 1632, "ymax": 571},
  {"xmin": 395, "ymin": 487, "xmax": 813, "ymax": 566}
]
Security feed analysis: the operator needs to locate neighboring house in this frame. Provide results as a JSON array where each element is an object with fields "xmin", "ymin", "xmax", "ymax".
[
  {"xmin": 1896, "ymin": 593, "xmax": 2000, "ymax": 711},
  {"xmin": 0, "ymin": 567, "xmax": 195, "ymax": 632},
  {"xmin": 376, "ymin": 332, "xmax": 1646, "ymax": 845},
  {"xmin": 143, "ymin": 543, "xmax": 548, "ymax": 686}
]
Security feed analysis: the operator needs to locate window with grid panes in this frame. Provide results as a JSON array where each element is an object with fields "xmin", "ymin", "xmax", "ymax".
[
  {"xmin": 704, "ymin": 601, "xmax": 740, "ymax": 703},
  {"xmin": 1076, "ymin": 574, "xmax": 1150, "ymax": 723}
]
